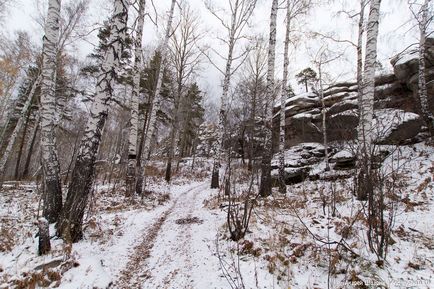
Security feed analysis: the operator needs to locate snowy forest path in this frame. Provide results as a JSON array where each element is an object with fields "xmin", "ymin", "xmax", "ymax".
[{"xmin": 113, "ymin": 181, "xmax": 222, "ymax": 289}]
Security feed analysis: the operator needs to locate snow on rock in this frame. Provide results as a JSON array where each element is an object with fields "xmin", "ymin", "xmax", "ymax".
[
  {"xmin": 373, "ymin": 108, "xmax": 422, "ymax": 144},
  {"xmin": 330, "ymin": 149, "xmax": 356, "ymax": 170},
  {"xmin": 271, "ymin": 143, "xmax": 330, "ymax": 185}
]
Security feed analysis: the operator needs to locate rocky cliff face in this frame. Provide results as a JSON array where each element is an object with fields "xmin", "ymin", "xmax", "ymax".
[{"xmin": 274, "ymin": 37, "xmax": 434, "ymax": 148}]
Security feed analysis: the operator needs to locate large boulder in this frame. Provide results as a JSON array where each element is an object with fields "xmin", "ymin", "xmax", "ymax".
[
  {"xmin": 271, "ymin": 143, "xmax": 328, "ymax": 185},
  {"xmin": 269, "ymin": 38, "xmax": 434, "ymax": 153},
  {"xmin": 391, "ymin": 37, "xmax": 434, "ymax": 107},
  {"xmin": 373, "ymin": 109, "xmax": 423, "ymax": 144},
  {"xmin": 330, "ymin": 149, "xmax": 356, "ymax": 170}
]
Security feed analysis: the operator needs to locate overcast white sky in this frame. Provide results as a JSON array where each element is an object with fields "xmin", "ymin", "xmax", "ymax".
[{"xmin": 2, "ymin": 0, "xmax": 432, "ymax": 102}]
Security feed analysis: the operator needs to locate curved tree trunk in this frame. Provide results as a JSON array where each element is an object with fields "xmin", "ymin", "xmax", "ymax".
[
  {"xmin": 56, "ymin": 0, "xmax": 129, "ymax": 242},
  {"xmin": 126, "ymin": 0, "xmax": 146, "ymax": 197},
  {"xmin": 259, "ymin": 0, "xmax": 278, "ymax": 198},
  {"xmin": 40, "ymin": 0, "xmax": 63, "ymax": 223}
]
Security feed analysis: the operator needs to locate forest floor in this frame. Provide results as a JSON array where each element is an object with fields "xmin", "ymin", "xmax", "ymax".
[{"xmin": 1, "ymin": 143, "xmax": 434, "ymax": 289}]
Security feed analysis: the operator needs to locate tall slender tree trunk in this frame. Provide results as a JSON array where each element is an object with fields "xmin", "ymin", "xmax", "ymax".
[
  {"xmin": 417, "ymin": 0, "xmax": 434, "ymax": 136},
  {"xmin": 56, "ymin": 0, "xmax": 128, "ymax": 242},
  {"xmin": 23, "ymin": 115, "xmax": 40, "ymax": 178},
  {"xmin": 165, "ymin": 74, "xmax": 184, "ymax": 182},
  {"xmin": 356, "ymin": 0, "xmax": 381, "ymax": 201},
  {"xmin": 140, "ymin": 0, "xmax": 176, "ymax": 190},
  {"xmin": 40, "ymin": 0, "xmax": 63, "ymax": 223},
  {"xmin": 210, "ymin": 1, "xmax": 238, "ymax": 189},
  {"xmin": 14, "ymin": 111, "xmax": 31, "ymax": 180},
  {"xmin": 318, "ymin": 60, "xmax": 329, "ymax": 171},
  {"xmin": 248, "ymin": 84, "xmax": 257, "ymax": 171},
  {"xmin": 136, "ymin": 109, "xmax": 148, "ymax": 194},
  {"xmin": 278, "ymin": 0, "xmax": 291, "ymax": 195},
  {"xmin": 357, "ymin": 0, "xmax": 365, "ymax": 107},
  {"xmin": 0, "ymin": 75, "xmax": 41, "ymax": 187},
  {"xmin": 126, "ymin": 0, "xmax": 146, "ymax": 197},
  {"xmin": 259, "ymin": 0, "xmax": 278, "ymax": 197}
]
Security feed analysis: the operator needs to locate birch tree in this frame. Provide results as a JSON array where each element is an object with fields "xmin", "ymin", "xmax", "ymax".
[
  {"xmin": 356, "ymin": 0, "xmax": 366, "ymax": 106},
  {"xmin": 165, "ymin": 3, "xmax": 202, "ymax": 183},
  {"xmin": 57, "ymin": 0, "xmax": 129, "ymax": 242},
  {"xmin": 410, "ymin": 0, "xmax": 434, "ymax": 136},
  {"xmin": 277, "ymin": 0, "xmax": 312, "ymax": 194},
  {"xmin": 40, "ymin": 0, "xmax": 63, "ymax": 223},
  {"xmin": 126, "ymin": 0, "xmax": 146, "ymax": 197},
  {"xmin": 278, "ymin": 0, "xmax": 292, "ymax": 195},
  {"xmin": 356, "ymin": 0, "xmax": 382, "ymax": 201},
  {"xmin": 239, "ymin": 37, "xmax": 267, "ymax": 171},
  {"xmin": 204, "ymin": 0, "xmax": 258, "ymax": 189},
  {"xmin": 259, "ymin": 0, "xmax": 278, "ymax": 197},
  {"xmin": 313, "ymin": 0, "xmax": 367, "ymax": 107},
  {"xmin": 138, "ymin": 0, "xmax": 176, "ymax": 192},
  {"xmin": 312, "ymin": 47, "xmax": 343, "ymax": 172},
  {"xmin": 0, "ymin": 75, "xmax": 41, "ymax": 186}
]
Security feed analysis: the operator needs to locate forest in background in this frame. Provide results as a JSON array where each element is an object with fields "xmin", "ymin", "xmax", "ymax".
[{"xmin": 0, "ymin": 0, "xmax": 434, "ymax": 288}]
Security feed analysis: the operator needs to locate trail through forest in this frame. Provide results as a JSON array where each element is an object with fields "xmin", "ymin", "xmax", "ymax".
[{"xmin": 114, "ymin": 182, "xmax": 224, "ymax": 289}]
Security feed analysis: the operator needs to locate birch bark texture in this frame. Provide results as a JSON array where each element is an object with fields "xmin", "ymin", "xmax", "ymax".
[
  {"xmin": 210, "ymin": 12, "xmax": 235, "ymax": 189},
  {"xmin": 259, "ymin": 0, "xmax": 278, "ymax": 197},
  {"xmin": 126, "ymin": 0, "xmax": 146, "ymax": 197},
  {"xmin": 278, "ymin": 0, "xmax": 292, "ymax": 195},
  {"xmin": 40, "ymin": 0, "xmax": 63, "ymax": 223},
  {"xmin": 356, "ymin": 0, "xmax": 381, "ymax": 201},
  {"xmin": 57, "ymin": 0, "xmax": 128, "ymax": 242},
  {"xmin": 206, "ymin": 0, "xmax": 258, "ymax": 189},
  {"xmin": 0, "ymin": 75, "xmax": 41, "ymax": 184},
  {"xmin": 417, "ymin": 0, "xmax": 434, "ymax": 136},
  {"xmin": 139, "ymin": 0, "xmax": 176, "ymax": 191},
  {"xmin": 356, "ymin": 0, "xmax": 366, "ymax": 107}
]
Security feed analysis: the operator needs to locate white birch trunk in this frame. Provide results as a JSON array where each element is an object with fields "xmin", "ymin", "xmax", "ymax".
[
  {"xmin": 140, "ymin": 0, "xmax": 176, "ymax": 191},
  {"xmin": 126, "ymin": 0, "xmax": 146, "ymax": 197},
  {"xmin": 357, "ymin": 0, "xmax": 365, "ymax": 109},
  {"xmin": 318, "ymin": 61, "xmax": 329, "ymax": 171},
  {"xmin": 418, "ymin": 0, "xmax": 434, "ymax": 136},
  {"xmin": 0, "ymin": 75, "xmax": 41, "ymax": 184},
  {"xmin": 40, "ymin": 0, "xmax": 63, "ymax": 223},
  {"xmin": 259, "ymin": 0, "xmax": 278, "ymax": 197},
  {"xmin": 356, "ymin": 0, "xmax": 381, "ymax": 200},
  {"xmin": 278, "ymin": 0, "xmax": 291, "ymax": 194},
  {"xmin": 210, "ymin": 11, "xmax": 237, "ymax": 188},
  {"xmin": 57, "ymin": 0, "xmax": 129, "ymax": 242}
]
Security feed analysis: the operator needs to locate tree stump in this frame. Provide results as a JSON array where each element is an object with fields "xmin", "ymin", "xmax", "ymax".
[{"xmin": 38, "ymin": 217, "xmax": 51, "ymax": 255}]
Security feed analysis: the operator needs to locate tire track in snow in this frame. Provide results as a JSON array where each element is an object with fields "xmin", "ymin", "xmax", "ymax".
[{"xmin": 113, "ymin": 182, "xmax": 207, "ymax": 289}]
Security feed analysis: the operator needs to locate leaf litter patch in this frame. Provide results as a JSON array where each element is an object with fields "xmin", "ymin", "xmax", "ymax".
[{"xmin": 175, "ymin": 216, "xmax": 203, "ymax": 225}]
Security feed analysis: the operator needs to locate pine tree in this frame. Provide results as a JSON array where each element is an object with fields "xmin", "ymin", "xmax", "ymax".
[
  {"xmin": 296, "ymin": 67, "xmax": 317, "ymax": 92},
  {"xmin": 139, "ymin": 0, "xmax": 176, "ymax": 192}
]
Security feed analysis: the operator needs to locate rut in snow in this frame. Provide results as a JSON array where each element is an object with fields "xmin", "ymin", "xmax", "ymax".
[{"xmin": 113, "ymin": 182, "xmax": 208, "ymax": 289}]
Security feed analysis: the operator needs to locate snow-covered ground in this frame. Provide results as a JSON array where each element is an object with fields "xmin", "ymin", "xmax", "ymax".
[{"xmin": 1, "ymin": 143, "xmax": 434, "ymax": 289}]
